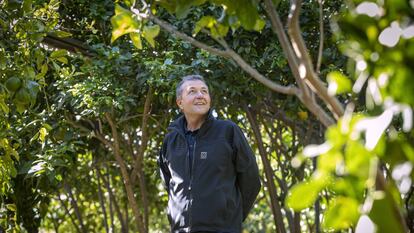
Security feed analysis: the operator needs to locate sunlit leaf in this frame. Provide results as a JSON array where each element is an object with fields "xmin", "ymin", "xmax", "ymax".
[
  {"xmin": 0, "ymin": 99, "xmax": 9, "ymax": 114},
  {"xmin": 111, "ymin": 4, "xmax": 140, "ymax": 43},
  {"xmin": 194, "ymin": 16, "xmax": 215, "ymax": 36},
  {"xmin": 53, "ymin": 30, "xmax": 73, "ymax": 38},
  {"xmin": 39, "ymin": 127, "xmax": 48, "ymax": 143},
  {"xmin": 56, "ymin": 57, "xmax": 68, "ymax": 64},
  {"xmin": 327, "ymin": 71, "xmax": 352, "ymax": 95},
  {"xmin": 193, "ymin": 15, "xmax": 228, "ymax": 38},
  {"xmin": 286, "ymin": 179, "xmax": 325, "ymax": 211},
  {"xmin": 323, "ymin": 197, "xmax": 360, "ymax": 230},
  {"xmin": 130, "ymin": 33, "xmax": 143, "ymax": 49},
  {"xmin": 50, "ymin": 49, "xmax": 68, "ymax": 58},
  {"xmin": 6, "ymin": 204, "xmax": 16, "ymax": 211}
]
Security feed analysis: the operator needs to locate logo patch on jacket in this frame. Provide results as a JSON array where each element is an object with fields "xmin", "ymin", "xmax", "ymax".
[{"xmin": 200, "ymin": 152, "xmax": 207, "ymax": 159}]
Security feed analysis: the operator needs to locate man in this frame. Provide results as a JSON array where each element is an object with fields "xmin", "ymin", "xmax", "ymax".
[{"xmin": 158, "ymin": 75, "xmax": 261, "ymax": 233}]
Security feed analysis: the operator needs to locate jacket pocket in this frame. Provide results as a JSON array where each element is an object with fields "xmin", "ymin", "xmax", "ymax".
[{"xmin": 192, "ymin": 190, "xmax": 228, "ymax": 227}]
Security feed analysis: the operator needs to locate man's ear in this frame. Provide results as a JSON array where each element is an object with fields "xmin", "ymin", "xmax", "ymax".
[{"xmin": 176, "ymin": 98, "xmax": 182, "ymax": 110}]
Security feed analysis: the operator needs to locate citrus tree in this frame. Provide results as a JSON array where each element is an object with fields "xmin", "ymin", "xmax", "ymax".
[{"xmin": 110, "ymin": 0, "xmax": 414, "ymax": 232}]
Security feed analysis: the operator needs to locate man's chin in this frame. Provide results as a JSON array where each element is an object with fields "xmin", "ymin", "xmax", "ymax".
[{"xmin": 191, "ymin": 108, "xmax": 210, "ymax": 115}]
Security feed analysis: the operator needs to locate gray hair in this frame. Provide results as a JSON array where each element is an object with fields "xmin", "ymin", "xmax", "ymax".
[{"xmin": 176, "ymin": 75, "xmax": 208, "ymax": 99}]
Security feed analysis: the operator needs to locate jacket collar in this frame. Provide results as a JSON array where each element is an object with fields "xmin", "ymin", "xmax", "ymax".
[{"xmin": 168, "ymin": 109, "xmax": 215, "ymax": 137}]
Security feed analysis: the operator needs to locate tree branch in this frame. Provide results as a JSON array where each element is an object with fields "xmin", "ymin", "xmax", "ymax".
[
  {"xmin": 316, "ymin": 0, "xmax": 324, "ymax": 74},
  {"xmin": 143, "ymin": 13, "xmax": 230, "ymax": 58},
  {"xmin": 287, "ymin": 0, "xmax": 344, "ymax": 119},
  {"xmin": 245, "ymin": 106, "xmax": 287, "ymax": 233},
  {"xmin": 130, "ymin": 87, "xmax": 153, "ymax": 232},
  {"xmin": 42, "ymin": 33, "xmax": 95, "ymax": 57},
  {"xmin": 142, "ymin": 12, "xmax": 299, "ymax": 95},
  {"xmin": 105, "ymin": 113, "xmax": 146, "ymax": 233}
]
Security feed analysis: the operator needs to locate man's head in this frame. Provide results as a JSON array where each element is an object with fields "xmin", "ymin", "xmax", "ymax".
[{"xmin": 176, "ymin": 75, "xmax": 211, "ymax": 117}]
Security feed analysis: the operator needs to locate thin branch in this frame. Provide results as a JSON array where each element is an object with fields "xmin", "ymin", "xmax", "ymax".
[
  {"xmin": 245, "ymin": 106, "xmax": 287, "ymax": 233},
  {"xmin": 142, "ymin": 12, "xmax": 298, "ymax": 95},
  {"xmin": 94, "ymin": 165, "xmax": 110, "ymax": 233},
  {"xmin": 42, "ymin": 33, "xmax": 95, "ymax": 57},
  {"xmin": 57, "ymin": 195, "xmax": 82, "ymax": 233},
  {"xmin": 102, "ymin": 165, "xmax": 128, "ymax": 233},
  {"xmin": 262, "ymin": 0, "xmax": 310, "ymax": 96},
  {"xmin": 142, "ymin": 12, "xmax": 230, "ymax": 58},
  {"xmin": 105, "ymin": 112, "xmax": 146, "ymax": 233},
  {"xmin": 64, "ymin": 114, "xmax": 113, "ymax": 149},
  {"xmin": 316, "ymin": 0, "xmax": 324, "ymax": 74},
  {"xmin": 130, "ymin": 87, "xmax": 153, "ymax": 232},
  {"xmin": 287, "ymin": 0, "xmax": 344, "ymax": 119},
  {"xmin": 63, "ymin": 182, "xmax": 87, "ymax": 233},
  {"xmin": 226, "ymin": 49, "xmax": 298, "ymax": 95}
]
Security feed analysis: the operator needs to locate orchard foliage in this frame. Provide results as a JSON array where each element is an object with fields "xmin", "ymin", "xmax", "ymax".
[
  {"xmin": 113, "ymin": 0, "xmax": 413, "ymax": 232},
  {"xmin": 0, "ymin": 0, "xmax": 413, "ymax": 232}
]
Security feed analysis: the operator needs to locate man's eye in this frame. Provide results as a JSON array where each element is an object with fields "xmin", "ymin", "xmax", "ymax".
[{"xmin": 189, "ymin": 90, "xmax": 195, "ymax": 94}]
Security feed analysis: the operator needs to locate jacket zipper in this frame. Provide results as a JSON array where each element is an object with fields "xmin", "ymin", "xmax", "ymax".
[{"xmin": 188, "ymin": 140, "xmax": 196, "ymax": 232}]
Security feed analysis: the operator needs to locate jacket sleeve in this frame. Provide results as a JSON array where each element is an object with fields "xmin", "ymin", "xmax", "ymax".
[
  {"xmin": 232, "ymin": 124, "xmax": 261, "ymax": 221},
  {"xmin": 158, "ymin": 139, "xmax": 171, "ymax": 194}
]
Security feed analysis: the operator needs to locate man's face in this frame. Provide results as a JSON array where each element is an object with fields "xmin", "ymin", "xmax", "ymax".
[{"xmin": 176, "ymin": 80, "xmax": 211, "ymax": 117}]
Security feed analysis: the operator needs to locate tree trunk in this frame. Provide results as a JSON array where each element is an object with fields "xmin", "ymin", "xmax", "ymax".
[{"xmin": 105, "ymin": 112, "xmax": 146, "ymax": 233}]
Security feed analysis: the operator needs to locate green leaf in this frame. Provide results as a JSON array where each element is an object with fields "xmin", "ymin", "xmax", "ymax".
[
  {"xmin": 194, "ymin": 16, "xmax": 215, "ymax": 36},
  {"xmin": 369, "ymin": 192, "xmax": 406, "ymax": 233},
  {"xmin": 53, "ymin": 30, "xmax": 72, "ymax": 38},
  {"xmin": 175, "ymin": 0, "xmax": 207, "ymax": 18},
  {"xmin": 39, "ymin": 127, "xmax": 48, "ymax": 143},
  {"xmin": 23, "ymin": 0, "xmax": 32, "ymax": 14},
  {"xmin": 286, "ymin": 180, "xmax": 322, "ymax": 211},
  {"xmin": 318, "ymin": 150, "xmax": 342, "ymax": 172},
  {"xmin": 345, "ymin": 141, "xmax": 372, "ymax": 179},
  {"xmin": 111, "ymin": 4, "xmax": 141, "ymax": 43},
  {"xmin": 236, "ymin": 0, "xmax": 260, "ymax": 30},
  {"xmin": 56, "ymin": 57, "xmax": 68, "ymax": 64},
  {"xmin": 0, "ymin": 50, "xmax": 6, "ymax": 70},
  {"xmin": 30, "ymin": 132, "xmax": 40, "ymax": 144},
  {"xmin": 15, "ymin": 103, "xmax": 27, "ymax": 114},
  {"xmin": 193, "ymin": 16, "xmax": 228, "ymax": 38},
  {"xmin": 323, "ymin": 197, "xmax": 360, "ymax": 230},
  {"xmin": 130, "ymin": 33, "xmax": 143, "ymax": 49},
  {"xmin": 327, "ymin": 71, "xmax": 352, "ymax": 95},
  {"xmin": 142, "ymin": 25, "xmax": 160, "ymax": 47},
  {"xmin": 210, "ymin": 23, "xmax": 229, "ymax": 38},
  {"xmin": 37, "ymin": 63, "xmax": 48, "ymax": 79},
  {"xmin": 24, "ymin": 66, "xmax": 36, "ymax": 79},
  {"xmin": 50, "ymin": 49, "xmax": 68, "ymax": 58},
  {"xmin": 253, "ymin": 18, "xmax": 266, "ymax": 31},
  {"xmin": 0, "ymin": 98, "xmax": 9, "ymax": 114},
  {"xmin": 27, "ymin": 161, "xmax": 46, "ymax": 176},
  {"xmin": 6, "ymin": 204, "xmax": 16, "ymax": 212}
]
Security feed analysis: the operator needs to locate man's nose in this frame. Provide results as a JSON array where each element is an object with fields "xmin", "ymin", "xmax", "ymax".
[{"xmin": 195, "ymin": 91, "xmax": 204, "ymax": 98}]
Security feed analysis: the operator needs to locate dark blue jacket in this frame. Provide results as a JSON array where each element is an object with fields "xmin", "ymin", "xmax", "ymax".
[{"xmin": 158, "ymin": 111, "xmax": 261, "ymax": 233}]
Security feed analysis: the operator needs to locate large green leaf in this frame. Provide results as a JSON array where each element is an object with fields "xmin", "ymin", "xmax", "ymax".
[
  {"xmin": 369, "ymin": 191, "xmax": 406, "ymax": 233},
  {"xmin": 286, "ymin": 178, "xmax": 326, "ymax": 211},
  {"xmin": 323, "ymin": 197, "xmax": 360, "ymax": 230},
  {"xmin": 142, "ymin": 25, "xmax": 160, "ymax": 47},
  {"xmin": 111, "ymin": 4, "xmax": 141, "ymax": 43}
]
